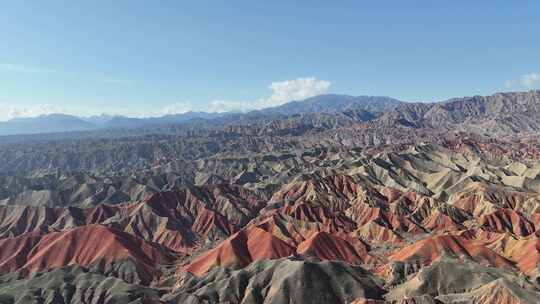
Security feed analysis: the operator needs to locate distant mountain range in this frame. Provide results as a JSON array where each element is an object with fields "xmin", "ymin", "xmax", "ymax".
[
  {"xmin": 254, "ymin": 94, "xmax": 401, "ymax": 115},
  {"xmin": 0, "ymin": 94, "xmax": 402, "ymax": 136},
  {"xmin": 0, "ymin": 114, "xmax": 97, "ymax": 136},
  {"xmin": 0, "ymin": 111, "xmax": 224, "ymax": 136},
  {"xmin": 2, "ymin": 90, "xmax": 539, "ymax": 136}
]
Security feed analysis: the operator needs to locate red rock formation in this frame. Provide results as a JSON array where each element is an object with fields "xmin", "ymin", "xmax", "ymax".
[
  {"xmin": 422, "ymin": 209, "xmax": 465, "ymax": 232},
  {"xmin": 479, "ymin": 208, "xmax": 535, "ymax": 237},
  {"xmin": 0, "ymin": 224, "xmax": 176, "ymax": 278},
  {"xmin": 279, "ymin": 201, "xmax": 357, "ymax": 232},
  {"xmin": 184, "ymin": 226, "xmax": 295, "ymax": 276},
  {"xmin": 348, "ymin": 203, "xmax": 423, "ymax": 234},
  {"xmin": 354, "ymin": 221, "xmax": 403, "ymax": 245},
  {"xmin": 389, "ymin": 234, "xmax": 514, "ymax": 269},
  {"xmin": 297, "ymin": 231, "xmax": 367, "ymax": 264},
  {"xmin": 456, "ymin": 228, "xmax": 506, "ymax": 244},
  {"xmin": 348, "ymin": 204, "xmax": 384, "ymax": 227},
  {"xmin": 504, "ymin": 238, "xmax": 540, "ymax": 274}
]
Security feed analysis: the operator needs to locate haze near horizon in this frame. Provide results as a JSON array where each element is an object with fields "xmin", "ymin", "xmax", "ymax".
[{"xmin": 1, "ymin": 1, "xmax": 539, "ymax": 121}]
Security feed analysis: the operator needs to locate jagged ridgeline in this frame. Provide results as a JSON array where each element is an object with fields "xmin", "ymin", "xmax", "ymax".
[{"xmin": 0, "ymin": 91, "xmax": 539, "ymax": 303}]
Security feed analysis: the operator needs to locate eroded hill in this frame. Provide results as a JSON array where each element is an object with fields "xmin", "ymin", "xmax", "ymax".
[{"xmin": 0, "ymin": 91, "xmax": 539, "ymax": 303}]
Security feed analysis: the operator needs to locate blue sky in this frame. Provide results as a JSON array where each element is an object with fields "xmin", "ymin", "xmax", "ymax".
[{"xmin": 1, "ymin": 1, "xmax": 539, "ymax": 120}]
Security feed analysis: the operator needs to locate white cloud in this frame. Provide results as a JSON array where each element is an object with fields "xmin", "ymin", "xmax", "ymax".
[
  {"xmin": 263, "ymin": 77, "xmax": 331, "ymax": 107},
  {"xmin": 0, "ymin": 104, "xmax": 67, "ymax": 121},
  {"xmin": 160, "ymin": 102, "xmax": 193, "ymax": 115},
  {"xmin": 208, "ymin": 77, "xmax": 331, "ymax": 113},
  {"xmin": 505, "ymin": 72, "xmax": 540, "ymax": 90},
  {"xmin": 209, "ymin": 100, "xmax": 251, "ymax": 113},
  {"xmin": 1, "ymin": 77, "xmax": 331, "ymax": 121}
]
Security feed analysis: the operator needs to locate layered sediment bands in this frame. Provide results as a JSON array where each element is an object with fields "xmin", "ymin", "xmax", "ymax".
[
  {"xmin": 0, "ymin": 184, "xmax": 264, "ymax": 252},
  {"xmin": 164, "ymin": 141, "xmax": 540, "ymax": 302},
  {"xmin": 1, "ymin": 133, "xmax": 540, "ymax": 302},
  {"xmin": 479, "ymin": 208, "xmax": 536, "ymax": 237},
  {"xmin": 184, "ymin": 226, "xmax": 295, "ymax": 276},
  {"xmin": 0, "ymin": 224, "xmax": 178, "ymax": 284},
  {"xmin": 353, "ymin": 221, "xmax": 404, "ymax": 244},
  {"xmin": 296, "ymin": 230, "xmax": 369, "ymax": 264},
  {"xmin": 498, "ymin": 238, "xmax": 540, "ymax": 275},
  {"xmin": 388, "ymin": 235, "xmax": 514, "ymax": 270}
]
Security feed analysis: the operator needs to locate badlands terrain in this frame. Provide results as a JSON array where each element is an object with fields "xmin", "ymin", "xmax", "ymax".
[{"xmin": 0, "ymin": 91, "xmax": 540, "ymax": 303}]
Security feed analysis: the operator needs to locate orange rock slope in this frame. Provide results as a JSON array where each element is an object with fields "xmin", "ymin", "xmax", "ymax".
[
  {"xmin": 0, "ymin": 224, "xmax": 177, "ymax": 280},
  {"xmin": 389, "ymin": 234, "xmax": 514, "ymax": 269},
  {"xmin": 184, "ymin": 226, "xmax": 295, "ymax": 276},
  {"xmin": 185, "ymin": 226, "xmax": 371, "ymax": 276}
]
